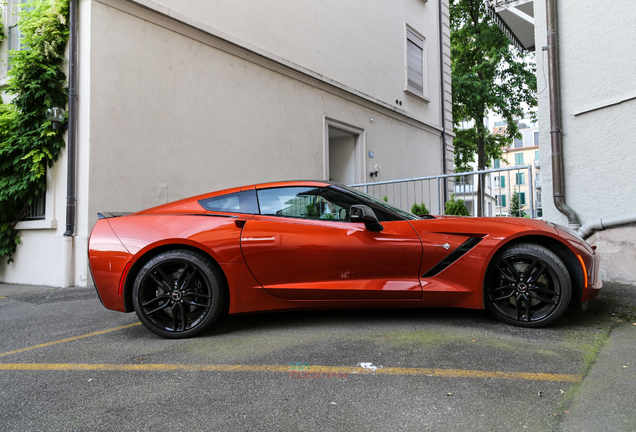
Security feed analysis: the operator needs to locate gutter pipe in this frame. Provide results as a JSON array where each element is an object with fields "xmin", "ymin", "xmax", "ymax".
[
  {"xmin": 545, "ymin": 0, "xmax": 580, "ymax": 229},
  {"xmin": 62, "ymin": 0, "xmax": 78, "ymax": 287},
  {"xmin": 64, "ymin": 0, "xmax": 78, "ymax": 237},
  {"xmin": 439, "ymin": 0, "xmax": 448, "ymax": 203},
  {"xmin": 578, "ymin": 215, "xmax": 636, "ymax": 241}
]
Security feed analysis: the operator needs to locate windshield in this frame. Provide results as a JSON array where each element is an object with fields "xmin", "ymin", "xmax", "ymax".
[{"xmin": 337, "ymin": 185, "xmax": 420, "ymax": 221}]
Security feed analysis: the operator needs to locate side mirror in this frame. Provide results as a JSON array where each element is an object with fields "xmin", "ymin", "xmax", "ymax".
[{"xmin": 350, "ymin": 205, "xmax": 384, "ymax": 232}]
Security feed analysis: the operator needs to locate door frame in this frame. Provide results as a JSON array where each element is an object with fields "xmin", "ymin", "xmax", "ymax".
[{"xmin": 323, "ymin": 117, "xmax": 366, "ymax": 184}]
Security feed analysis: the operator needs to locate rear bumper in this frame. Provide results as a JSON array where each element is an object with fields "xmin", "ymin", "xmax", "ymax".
[{"xmin": 88, "ymin": 219, "xmax": 132, "ymax": 312}]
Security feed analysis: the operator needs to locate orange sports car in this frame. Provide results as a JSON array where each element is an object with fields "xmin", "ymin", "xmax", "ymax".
[{"xmin": 88, "ymin": 180, "xmax": 602, "ymax": 338}]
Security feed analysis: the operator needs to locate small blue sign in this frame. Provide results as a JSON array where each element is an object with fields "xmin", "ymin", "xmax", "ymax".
[{"xmin": 368, "ymin": 151, "xmax": 374, "ymax": 158}]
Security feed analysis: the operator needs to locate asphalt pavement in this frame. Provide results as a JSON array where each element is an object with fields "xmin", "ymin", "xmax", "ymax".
[{"xmin": 1, "ymin": 281, "xmax": 635, "ymax": 431}]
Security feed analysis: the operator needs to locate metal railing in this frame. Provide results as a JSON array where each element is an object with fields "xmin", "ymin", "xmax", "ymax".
[{"xmin": 349, "ymin": 165, "xmax": 536, "ymax": 218}]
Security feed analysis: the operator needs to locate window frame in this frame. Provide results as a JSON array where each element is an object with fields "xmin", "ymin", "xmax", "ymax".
[
  {"xmin": 519, "ymin": 192, "xmax": 526, "ymax": 206},
  {"xmin": 404, "ymin": 26, "xmax": 428, "ymax": 101}
]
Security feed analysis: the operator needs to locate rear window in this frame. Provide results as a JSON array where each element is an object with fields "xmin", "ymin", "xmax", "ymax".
[{"xmin": 198, "ymin": 190, "xmax": 259, "ymax": 214}]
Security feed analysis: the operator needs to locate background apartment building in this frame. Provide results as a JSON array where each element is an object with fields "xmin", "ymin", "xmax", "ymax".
[
  {"xmin": 492, "ymin": 119, "xmax": 541, "ymax": 218},
  {"xmin": 1, "ymin": 0, "xmax": 453, "ymax": 287}
]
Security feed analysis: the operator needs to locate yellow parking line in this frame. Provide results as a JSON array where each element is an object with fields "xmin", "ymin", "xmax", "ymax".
[
  {"xmin": 0, "ymin": 296, "xmax": 6, "ymax": 299},
  {"xmin": 0, "ymin": 323, "xmax": 142, "ymax": 358},
  {"xmin": 0, "ymin": 362, "xmax": 581, "ymax": 382}
]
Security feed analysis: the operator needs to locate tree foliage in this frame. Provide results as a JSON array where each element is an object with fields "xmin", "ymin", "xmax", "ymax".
[
  {"xmin": 0, "ymin": 0, "xmax": 70, "ymax": 263},
  {"xmin": 410, "ymin": 201, "xmax": 430, "ymax": 216},
  {"xmin": 450, "ymin": 0, "xmax": 536, "ymax": 214},
  {"xmin": 509, "ymin": 191, "xmax": 526, "ymax": 217},
  {"xmin": 444, "ymin": 194, "xmax": 470, "ymax": 216}
]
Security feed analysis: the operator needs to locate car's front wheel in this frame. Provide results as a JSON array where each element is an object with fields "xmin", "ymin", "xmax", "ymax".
[
  {"xmin": 132, "ymin": 250, "xmax": 225, "ymax": 338},
  {"xmin": 485, "ymin": 243, "xmax": 571, "ymax": 327}
]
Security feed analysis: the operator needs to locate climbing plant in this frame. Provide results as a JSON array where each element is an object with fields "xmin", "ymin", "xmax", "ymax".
[{"xmin": 0, "ymin": 0, "xmax": 70, "ymax": 263}]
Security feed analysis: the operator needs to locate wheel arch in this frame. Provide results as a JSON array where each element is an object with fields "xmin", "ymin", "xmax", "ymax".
[
  {"xmin": 122, "ymin": 243, "xmax": 230, "ymax": 313},
  {"xmin": 485, "ymin": 234, "xmax": 585, "ymax": 304}
]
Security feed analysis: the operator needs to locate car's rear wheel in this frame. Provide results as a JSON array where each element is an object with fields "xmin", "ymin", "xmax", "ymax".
[
  {"xmin": 132, "ymin": 250, "xmax": 225, "ymax": 338},
  {"xmin": 484, "ymin": 243, "xmax": 571, "ymax": 327}
]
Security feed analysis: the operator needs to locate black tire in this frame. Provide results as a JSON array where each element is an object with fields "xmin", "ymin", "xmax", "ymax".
[
  {"xmin": 484, "ymin": 243, "xmax": 571, "ymax": 328},
  {"xmin": 132, "ymin": 250, "xmax": 225, "ymax": 338}
]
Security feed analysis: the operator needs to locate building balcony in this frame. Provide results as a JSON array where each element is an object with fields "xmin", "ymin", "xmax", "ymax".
[
  {"xmin": 535, "ymin": 180, "xmax": 541, "ymax": 189},
  {"xmin": 485, "ymin": 0, "xmax": 535, "ymax": 52},
  {"xmin": 533, "ymin": 159, "xmax": 540, "ymax": 168}
]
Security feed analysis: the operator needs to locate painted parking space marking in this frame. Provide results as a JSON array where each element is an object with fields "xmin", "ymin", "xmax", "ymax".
[
  {"xmin": 0, "ymin": 324, "xmax": 581, "ymax": 383},
  {"xmin": 0, "ymin": 362, "xmax": 582, "ymax": 382},
  {"xmin": 0, "ymin": 323, "xmax": 142, "ymax": 358}
]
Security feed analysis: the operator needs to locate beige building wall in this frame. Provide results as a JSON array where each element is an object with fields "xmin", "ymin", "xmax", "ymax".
[{"xmin": 0, "ymin": 0, "xmax": 451, "ymax": 287}]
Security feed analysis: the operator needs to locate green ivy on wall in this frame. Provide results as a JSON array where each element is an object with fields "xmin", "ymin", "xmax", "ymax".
[{"xmin": 0, "ymin": 0, "xmax": 70, "ymax": 263}]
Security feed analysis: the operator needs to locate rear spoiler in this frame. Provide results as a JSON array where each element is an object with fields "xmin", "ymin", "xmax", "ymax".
[{"xmin": 97, "ymin": 212, "xmax": 132, "ymax": 219}]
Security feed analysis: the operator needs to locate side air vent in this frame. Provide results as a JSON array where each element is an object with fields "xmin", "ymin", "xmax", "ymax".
[{"xmin": 422, "ymin": 237, "xmax": 483, "ymax": 278}]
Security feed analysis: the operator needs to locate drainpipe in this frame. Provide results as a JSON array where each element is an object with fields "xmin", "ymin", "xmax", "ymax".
[
  {"xmin": 63, "ymin": 0, "xmax": 78, "ymax": 286},
  {"xmin": 545, "ymin": 0, "xmax": 580, "ymax": 229},
  {"xmin": 439, "ymin": 0, "xmax": 448, "ymax": 203},
  {"xmin": 578, "ymin": 215, "xmax": 636, "ymax": 241}
]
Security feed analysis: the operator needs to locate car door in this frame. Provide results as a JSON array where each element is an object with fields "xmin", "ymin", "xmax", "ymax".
[{"xmin": 240, "ymin": 186, "xmax": 423, "ymax": 300}]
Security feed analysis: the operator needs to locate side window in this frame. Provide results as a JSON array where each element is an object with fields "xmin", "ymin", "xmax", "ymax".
[
  {"xmin": 257, "ymin": 187, "xmax": 359, "ymax": 221},
  {"xmin": 198, "ymin": 190, "xmax": 259, "ymax": 214}
]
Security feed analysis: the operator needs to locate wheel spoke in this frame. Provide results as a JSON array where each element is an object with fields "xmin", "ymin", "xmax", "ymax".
[
  {"xmin": 175, "ymin": 264, "xmax": 191, "ymax": 289},
  {"xmin": 492, "ymin": 291, "xmax": 515, "ymax": 302},
  {"xmin": 142, "ymin": 293, "xmax": 170, "ymax": 309},
  {"xmin": 145, "ymin": 299, "xmax": 171, "ymax": 315},
  {"xmin": 186, "ymin": 292, "xmax": 211, "ymax": 299},
  {"xmin": 492, "ymin": 284, "xmax": 516, "ymax": 292},
  {"xmin": 526, "ymin": 259, "xmax": 547, "ymax": 284},
  {"xmin": 184, "ymin": 299, "xmax": 209, "ymax": 307},
  {"xmin": 150, "ymin": 266, "xmax": 174, "ymax": 291},
  {"xmin": 498, "ymin": 258, "xmax": 521, "ymax": 283},
  {"xmin": 180, "ymin": 266, "xmax": 199, "ymax": 291},
  {"xmin": 530, "ymin": 286, "xmax": 556, "ymax": 295},
  {"xmin": 525, "ymin": 296, "xmax": 531, "ymax": 321},
  {"xmin": 529, "ymin": 292, "xmax": 559, "ymax": 305},
  {"xmin": 171, "ymin": 303, "xmax": 184, "ymax": 331}
]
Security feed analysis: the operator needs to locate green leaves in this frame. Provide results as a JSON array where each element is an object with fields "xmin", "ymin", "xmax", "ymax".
[
  {"xmin": 410, "ymin": 202, "xmax": 430, "ymax": 216},
  {"xmin": 509, "ymin": 191, "xmax": 526, "ymax": 217},
  {"xmin": 0, "ymin": 0, "xmax": 70, "ymax": 263},
  {"xmin": 450, "ymin": 0, "xmax": 537, "ymax": 171},
  {"xmin": 444, "ymin": 194, "xmax": 470, "ymax": 216}
]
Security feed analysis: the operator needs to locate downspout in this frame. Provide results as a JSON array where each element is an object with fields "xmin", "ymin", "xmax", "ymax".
[
  {"xmin": 545, "ymin": 0, "xmax": 580, "ymax": 229},
  {"xmin": 578, "ymin": 215, "xmax": 636, "ymax": 241},
  {"xmin": 63, "ymin": 0, "xmax": 78, "ymax": 287},
  {"xmin": 439, "ymin": 0, "xmax": 448, "ymax": 203},
  {"xmin": 65, "ymin": 0, "xmax": 78, "ymax": 238}
]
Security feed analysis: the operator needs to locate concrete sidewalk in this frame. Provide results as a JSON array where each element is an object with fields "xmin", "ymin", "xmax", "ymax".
[{"xmin": 560, "ymin": 321, "xmax": 636, "ymax": 431}]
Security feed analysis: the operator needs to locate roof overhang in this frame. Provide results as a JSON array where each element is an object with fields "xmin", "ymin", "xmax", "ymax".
[{"xmin": 484, "ymin": 0, "xmax": 535, "ymax": 52}]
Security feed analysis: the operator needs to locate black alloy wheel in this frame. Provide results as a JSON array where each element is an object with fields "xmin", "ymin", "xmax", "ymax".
[
  {"xmin": 132, "ymin": 250, "xmax": 225, "ymax": 338},
  {"xmin": 485, "ymin": 243, "xmax": 571, "ymax": 327}
]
